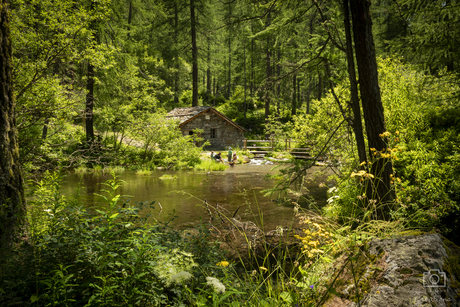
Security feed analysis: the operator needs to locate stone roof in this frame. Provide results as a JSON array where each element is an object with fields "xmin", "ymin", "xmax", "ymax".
[
  {"xmin": 166, "ymin": 106, "xmax": 245, "ymax": 131},
  {"xmin": 166, "ymin": 106, "xmax": 212, "ymax": 124}
]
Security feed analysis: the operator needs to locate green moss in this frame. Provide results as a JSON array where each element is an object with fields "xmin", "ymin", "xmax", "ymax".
[
  {"xmin": 368, "ymin": 253, "xmax": 377, "ymax": 262},
  {"xmin": 441, "ymin": 237, "xmax": 460, "ymax": 300},
  {"xmin": 400, "ymin": 268, "xmax": 413, "ymax": 274},
  {"xmin": 398, "ymin": 230, "xmax": 426, "ymax": 237},
  {"xmin": 401, "ymin": 280, "xmax": 414, "ymax": 286}
]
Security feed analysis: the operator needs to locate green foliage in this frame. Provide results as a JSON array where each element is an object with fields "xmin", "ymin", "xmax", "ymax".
[
  {"xmin": 193, "ymin": 160, "xmax": 229, "ymax": 171},
  {"xmin": 378, "ymin": 59, "xmax": 460, "ymax": 242},
  {"xmin": 10, "ymin": 0, "xmax": 108, "ymax": 170},
  {"xmin": 215, "ymin": 89, "xmax": 266, "ymax": 133},
  {"xmin": 266, "ymin": 57, "xmax": 460, "ymax": 243},
  {"xmin": 2, "ymin": 173, "xmax": 236, "ymax": 306}
]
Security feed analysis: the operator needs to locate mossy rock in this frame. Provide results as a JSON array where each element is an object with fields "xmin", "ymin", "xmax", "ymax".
[{"xmin": 323, "ymin": 233, "xmax": 460, "ymax": 307}]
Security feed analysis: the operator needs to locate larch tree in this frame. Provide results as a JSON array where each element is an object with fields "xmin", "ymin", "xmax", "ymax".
[
  {"xmin": 190, "ymin": 0, "xmax": 198, "ymax": 106},
  {"xmin": 350, "ymin": 0, "xmax": 395, "ymax": 218},
  {"xmin": 0, "ymin": 0, "xmax": 26, "ymax": 261},
  {"xmin": 343, "ymin": 0, "xmax": 367, "ymax": 166}
]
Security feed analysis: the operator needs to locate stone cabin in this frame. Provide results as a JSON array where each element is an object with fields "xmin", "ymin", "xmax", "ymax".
[{"xmin": 166, "ymin": 106, "xmax": 245, "ymax": 149}]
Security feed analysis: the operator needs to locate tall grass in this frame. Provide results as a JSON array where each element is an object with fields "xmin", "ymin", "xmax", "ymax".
[
  {"xmin": 104, "ymin": 166, "xmax": 126, "ymax": 173},
  {"xmin": 74, "ymin": 165, "xmax": 126, "ymax": 174},
  {"xmin": 135, "ymin": 168, "xmax": 152, "ymax": 175},
  {"xmin": 194, "ymin": 160, "xmax": 229, "ymax": 171}
]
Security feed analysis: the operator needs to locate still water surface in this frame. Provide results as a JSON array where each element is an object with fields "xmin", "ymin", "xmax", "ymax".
[{"xmin": 60, "ymin": 164, "xmax": 328, "ymax": 230}]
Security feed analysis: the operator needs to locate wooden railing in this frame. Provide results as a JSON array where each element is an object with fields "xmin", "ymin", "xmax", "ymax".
[{"xmin": 242, "ymin": 138, "xmax": 312, "ymax": 159}]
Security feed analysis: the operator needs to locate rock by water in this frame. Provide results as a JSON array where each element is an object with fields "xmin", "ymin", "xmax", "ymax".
[{"xmin": 326, "ymin": 233, "xmax": 460, "ymax": 307}]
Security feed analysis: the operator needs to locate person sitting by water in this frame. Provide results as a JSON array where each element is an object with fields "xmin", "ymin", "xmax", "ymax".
[
  {"xmin": 210, "ymin": 151, "xmax": 214, "ymax": 159},
  {"xmin": 229, "ymin": 153, "xmax": 238, "ymax": 166},
  {"xmin": 214, "ymin": 152, "xmax": 223, "ymax": 163}
]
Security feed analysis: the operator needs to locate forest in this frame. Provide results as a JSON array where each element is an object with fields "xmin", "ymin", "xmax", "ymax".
[{"xmin": 1, "ymin": 0, "xmax": 459, "ymax": 306}]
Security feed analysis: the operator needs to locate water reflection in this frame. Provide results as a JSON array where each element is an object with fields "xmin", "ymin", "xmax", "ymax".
[{"xmin": 59, "ymin": 165, "xmax": 328, "ymax": 230}]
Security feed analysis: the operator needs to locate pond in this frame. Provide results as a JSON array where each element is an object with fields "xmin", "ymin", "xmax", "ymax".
[{"xmin": 60, "ymin": 164, "xmax": 330, "ymax": 231}]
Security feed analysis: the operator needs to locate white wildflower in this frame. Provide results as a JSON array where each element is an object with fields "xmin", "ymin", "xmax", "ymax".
[
  {"xmin": 169, "ymin": 271, "xmax": 193, "ymax": 285},
  {"xmin": 327, "ymin": 187, "xmax": 338, "ymax": 194},
  {"xmin": 327, "ymin": 195, "xmax": 339, "ymax": 204},
  {"xmin": 153, "ymin": 248, "xmax": 197, "ymax": 286},
  {"xmin": 206, "ymin": 277, "xmax": 226, "ymax": 294}
]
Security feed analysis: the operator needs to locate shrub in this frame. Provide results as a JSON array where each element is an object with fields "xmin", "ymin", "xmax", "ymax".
[{"xmin": 2, "ymin": 173, "xmax": 233, "ymax": 306}]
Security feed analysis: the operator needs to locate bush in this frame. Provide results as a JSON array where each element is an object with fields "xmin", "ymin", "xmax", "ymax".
[{"xmin": 2, "ymin": 173, "xmax": 233, "ymax": 306}]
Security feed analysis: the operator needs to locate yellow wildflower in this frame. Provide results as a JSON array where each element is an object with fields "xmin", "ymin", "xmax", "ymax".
[
  {"xmin": 350, "ymin": 170, "xmax": 366, "ymax": 177},
  {"xmin": 359, "ymin": 161, "xmax": 367, "ymax": 166},
  {"xmin": 216, "ymin": 261, "xmax": 229, "ymax": 267},
  {"xmin": 370, "ymin": 148, "xmax": 376, "ymax": 151},
  {"xmin": 351, "ymin": 170, "xmax": 374, "ymax": 179},
  {"xmin": 395, "ymin": 131, "xmax": 399, "ymax": 135},
  {"xmin": 379, "ymin": 131, "xmax": 391, "ymax": 137},
  {"xmin": 259, "ymin": 267, "xmax": 268, "ymax": 271}
]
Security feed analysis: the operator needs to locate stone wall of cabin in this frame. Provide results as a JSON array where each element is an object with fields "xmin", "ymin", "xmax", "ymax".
[{"xmin": 180, "ymin": 110, "xmax": 244, "ymax": 149}]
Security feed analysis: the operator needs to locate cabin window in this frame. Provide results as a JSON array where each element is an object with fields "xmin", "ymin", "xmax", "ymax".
[
  {"xmin": 189, "ymin": 131, "xmax": 194, "ymax": 135},
  {"xmin": 205, "ymin": 115, "xmax": 210, "ymax": 120},
  {"xmin": 210, "ymin": 128, "xmax": 216, "ymax": 138}
]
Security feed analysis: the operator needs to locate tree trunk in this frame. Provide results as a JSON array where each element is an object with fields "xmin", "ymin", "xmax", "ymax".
[
  {"xmin": 127, "ymin": 0, "xmax": 132, "ymax": 40},
  {"xmin": 207, "ymin": 40, "xmax": 211, "ymax": 95},
  {"xmin": 276, "ymin": 49, "xmax": 281, "ymax": 116},
  {"xmin": 265, "ymin": 12, "xmax": 271, "ymax": 119},
  {"xmin": 85, "ymin": 62, "xmax": 95, "ymax": 142},
  {"xmin": 291, "ymin": 73, "xmax": 297, "ymax": 116},
  {"xmin": 306, "ymin": 76, "xmax": 311, "ymax": 114},
  {"xmin": 297, "ymin": 78, "xmax": 301, "ymax": 108},
  {"xmin": 85, "ymin": 0, "xmax": 96, "ymax": 143},
  {"xmin": 251, "ymin": 29, "xmax": 254, "ymax": 97},
  {"xmin": 317, "ymin": 73, "xmax": 322, "ymax": 100},
  {"xmin": 190, "ymin": 0, "xmax": 198, "ymax": 106},
  {"xmin": 226, "ymin": 3, "xmax": 232, "ymax": 99},
  {"xmin": 350, "ymin": 0, "xmax": 394, "ymax": 218},
  {"xmin": 42, "ymin": 118, "xmax": 49, "ymax": 139},
  {"xmin": 0, "ymin": 0, "xmax": 26, "ymax": 260},
  {"xmin": 244, "ymin": 37, "xmax": 247, "ymax": 119},
  {"xmin": 174, "ymin": 1, "xmax": 179, "ymax": 103},
  {"xmin": 343, "ymin": 0, "xmax": 367, "ymax": 166},
  {"xmin": 227, "ymin": 39, "xmax": 231, "ymax": 99},
  {"xmin": 213, "ymin": 76, "xmax": 216, "ymax": 96}
]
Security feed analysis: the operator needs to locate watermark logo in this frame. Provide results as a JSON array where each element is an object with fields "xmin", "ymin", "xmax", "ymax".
[{"xmin": 423, "ymin": 269, "xmax": 446, "ymax": 288}]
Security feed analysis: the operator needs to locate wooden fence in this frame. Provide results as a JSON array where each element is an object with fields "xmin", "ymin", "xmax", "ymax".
[{"xmin": 242, "ymin": 138, "xmax": 312, "ymax": 159}]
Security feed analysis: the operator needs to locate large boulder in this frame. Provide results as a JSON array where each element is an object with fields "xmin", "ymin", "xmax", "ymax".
[{"xmin": 326, "ymin": 233, "xmax": 460, "ymax": 307}]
